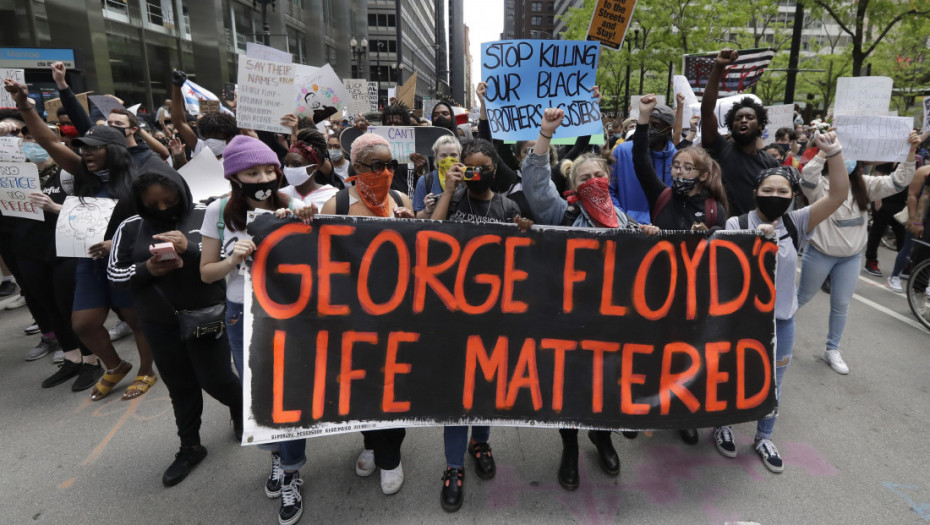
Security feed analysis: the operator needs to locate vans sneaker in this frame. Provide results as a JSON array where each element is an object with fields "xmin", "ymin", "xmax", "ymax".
[
  {"xmin": 265, "ymin": 452, "xmax": 284, "ymax": 498},
  {"xmin": 713, "ymin": 426, "xmax": 737, "ymax": 458},
  {"xmin": 278, "ymin": 472, "xmax": 303, "ymax": 525},
  {"xmin": 754, "ymin": 438, "xmax": 784, "ymax": 473}
]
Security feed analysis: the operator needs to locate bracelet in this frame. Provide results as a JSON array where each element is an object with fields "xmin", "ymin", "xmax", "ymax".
[
  {"xmin": 540, "ymin": 131, "xmax": 552, "ymax": 139},
  {"xmin": 913, "ymin": 222, "xmax": 924, "ymax": 226},
  {"xmin": 824, "ymin": 148, "xmax": 843, "ymax": 158}
]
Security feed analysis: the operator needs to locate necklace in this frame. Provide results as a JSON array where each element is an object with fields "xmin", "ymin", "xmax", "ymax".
[{"xmin": 466, "ymin": 194, "xmax": 494, "ymax": 219}]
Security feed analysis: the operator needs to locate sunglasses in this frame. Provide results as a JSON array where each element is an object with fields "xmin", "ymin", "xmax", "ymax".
[
  {"xmin": 357, "ymin": 159, "xmax": 398, "ymax": 173},
  {"xmin": 79, "ymin": 145, "xmax": 108, "ymax": 155}
]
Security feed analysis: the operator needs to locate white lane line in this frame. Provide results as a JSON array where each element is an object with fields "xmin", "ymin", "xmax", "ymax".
[{"xmin": 850, "ymin": 293, "xmax": 930, "ymax": 334}]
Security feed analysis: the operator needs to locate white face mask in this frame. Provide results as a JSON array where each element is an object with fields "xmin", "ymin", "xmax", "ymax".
[
  {"xmin": 283, "ymin": 165, "xmax": 313, "ymax": 187},
  {"xmin": 329, "ymin": 149, "xmax": 344, "ymax": 162},
  {"xmin": 204, "ymin": 138, "xmax": 226, "ymax": 157}
]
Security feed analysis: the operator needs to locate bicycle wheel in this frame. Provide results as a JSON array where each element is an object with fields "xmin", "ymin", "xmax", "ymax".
[{"xmin": 905, "ymin": 258, "xmax": 930, "ymax": 331}]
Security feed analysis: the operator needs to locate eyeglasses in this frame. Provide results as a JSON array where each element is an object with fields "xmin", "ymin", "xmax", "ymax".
[
  {"xmin": 671, "ymin": 163, "xmax": 695, "ymax": 174},
  {"xmin": 357, "ymin": 159, "xmax": 397, "ymax": 173},
  {"xmin": 79, "ymin": 145, "xmax": 108, "ymax": 155}
]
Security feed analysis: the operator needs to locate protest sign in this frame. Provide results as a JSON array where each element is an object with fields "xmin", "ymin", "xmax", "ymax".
[
  {"xmin": 387, "ymin": 87, "xmax": 396, "ymax": 104},
  {"xmin": 396, "ymin": 72, "xmax": 418, "ymax": 108},
  {"xmin": 246, "ymin": 42, "xmax": 293, "ymax": 64},
  {"xmin": 481, "ymin": 40, "xmax": 602, "ymax": 141},
  {"xmin": 178, "ymin": 148, "xmax": 228, "ymax": 202},
  {"xmin": 55, "ymin": 196, "xmax": 117, "ymax": 257},
  {"xmin": 422, "ymin": 98, "xmax": 437, "ymax": 121},
  {"xmin": 0, "ymin": 162, "xmax": 43, "ymax": 221},
  {"xmin": 127, "ymin": 103, "xmax": 141, "ymax": 115},
  {"xmin": 0, "ymin": 69, "xmax": 25, "ymax": 107},
  {"xmin": 705, "ymin": 93, "xmax": 764, "ymax": 136},
  {"xmin": 199, "ymin": 100, "xmax": 220, "ymax": 114},
  {"xmin": 924, "ymin": 98, "xmax": 930, "ymax": 132},
  {"xmin": 835, "ymin": 115, "xmax": 913, "ymax": 162},
  {"xmin": 673, "ymin": 75, "xmax": 699, "ymax": 127},
  {"xmin": 763, "ymin": 104, "xmax": 794, "ymax": 141},
  {"xmin": 367, "ymin": 82, "xmax": 379, "ymax": 111},
  {"xmin": 629, "ymin": 95, "xmax": 665, "ymax": 120},
  {"xmin": 0, "ymin": 137, "xmax": 26, "ymax": 162},
  {"xmin": 236, "ymin": 55, "xmax": 295, "ymax": 134},
  {"xmin": 343, "ymin": 79, "xmax": 372, "ymax": 116},
  {"xmin": 833, "ymin": 76, "xmax": 892, "ymax": 116},
  {"xmin": 339, "ymin": 126, "xmax": 455, "ymax": 164},
  {"xmin": 294, "ymin": 64, "xmax": 349, "ymax": 124},
  {"xmin": 88, "ymin": 95, "xmax": 126, "ymax": 118},
  {"xmin": 586, "ymin": 0, "xmax": 638, "ymax": 49},
  {"xmin": 44, "ymin": 91, "xmax": 91, "ymax": 123},
  {"xmin": 240, "ymin": 215, "xmax": 778, "ymax": 444}
]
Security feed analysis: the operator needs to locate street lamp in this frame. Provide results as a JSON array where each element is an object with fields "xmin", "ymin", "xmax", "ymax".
[
  {"xmin": 397, "ymin": 63, "xmax": 405, "ymax": 85},
  {"xmin": 623, "ymin": 27, "xmax": 640, "ymax": 117},
  {"xmin": 375, "ymin": 41, "xmax": 385, "ymax": 107},
  {"xmin": 350, "ymin": 37, "xmax": 368, "ymax": 79},
  {"xmin": 251, "ymin": 0, "xmax": 276, "ymax": 46}
]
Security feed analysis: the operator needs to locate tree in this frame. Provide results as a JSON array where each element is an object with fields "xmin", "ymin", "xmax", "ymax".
[{"xmin": 812, "ymin": 0, "xmax": 930, "ymax": 76}]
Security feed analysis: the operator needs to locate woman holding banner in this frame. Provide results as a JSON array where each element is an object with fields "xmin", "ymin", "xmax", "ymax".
[
  {"xmin": 4, "ymin": 79, "xmax": 158, "ymax": 402},
  {"xmin": 522, "ymin": 105, "xmax": 659, "ymax": 491},
  {"xmin": 715, "ymin": 131, "xmax": 849, "ymax": 473},
  {"xmin": 281, "ymin": 128, "xmax": 338, "ymax": 210},
  {"xmin": 795, "ymin": 131, "xmax": 922, "ymax": 375}
]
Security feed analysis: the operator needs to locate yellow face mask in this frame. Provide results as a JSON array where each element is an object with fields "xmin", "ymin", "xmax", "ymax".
[{"xmin": 437, "ymin": 156, "xmax": 458, "ymax": 191}]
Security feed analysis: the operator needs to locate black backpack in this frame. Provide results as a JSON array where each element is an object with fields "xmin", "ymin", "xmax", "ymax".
[{"xmin": 738, "ymin": 212, "xmax": 799, "ymax": 251}]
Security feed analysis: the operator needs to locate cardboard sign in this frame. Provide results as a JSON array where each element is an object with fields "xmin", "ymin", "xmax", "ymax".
[
  {"xmin": 365, "ymin": 126, "xmax": 416, "ymax": 163},
  {"xmin": 88, "ymin": 95, "xmax": 126, "ymax": 119},
  {"xmin": 55, "ymin": 196, "xmax": 117, "ymax": 257},
  {"xmin": 834, "ymin": 76, "xmax": 893, "ymax": 116},
  {"xmin": 295, "ymin": 64, "xmax": 349, "ymax": 124},
  {"xmin": 367, "ymin": 82, "xmax": 379, "ymax": 112},
  {"xmin": 923, "ymin": 98, "xmax": 930, "ymax": 133},
  {"xmin": 177, "ymin": 147, "xmax": 229, "ymax": 202},
  {"xmin": 629, "ymin": 95, "xmax": 666, "ymax": 120},
  {"xmin": 763, "ymin": 104, "xmax": 795, "ymax": 141},
  {"xmin": 246, "ymin": 42, "xmax": 293, "ymax": 64},
  {"xmin": 43, "ymin": 91, "xmax": 91, "ymax": 123},
  {"xmin": 481, "ymin": 40, "xmax": 602, "ymax": 141},
  {"xmin": 586, "ymin": 0, "xmax": 638, "ymax": 49},
  {"xmin": 236, "ymin": 55, "xmax": 295, "ymax": 133},
  {"xmin": 396, "ymin": 72, "xmax": 418, "ymax": 108},
  {"xmin": 710, "ymin": 93, "xmax": 764, "ymax": 136},
  {"xmin": 0, "ymin": 69, "xmax": 25, "ymax": 108},
  {"xmin": 835, "ymin": 115, "xmax": 914, "ymax": 162},
  {"xmin": 0, "ymin": 162, "xmax": 43, "ymax": 221},
  {"xmin": 240, "ymin": 216, "xmax": 777, "ymax": 444},
  {"xmin": 343, "ymin": 79, "xmax": 373, "ymax": 117},
  {"xmin": 0, "ymin": 137, "xmax": 26, "ymax": 162},
  {"xmin": 200, "ymin": 100, "xmax": 221, "ymax": 114}
]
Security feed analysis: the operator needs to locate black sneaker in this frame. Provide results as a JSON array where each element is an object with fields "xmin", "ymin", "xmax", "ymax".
[
  {"xmin": 467, "ymin": 441, "xmax": 496, "ymax": 480},
  {"xmin": 440, "ymin": 467, "xmax": 464, "ymax": 513},
  {"xmin": 713, "ymin": 426, "xmax": 737, "ymax": 458},
  {"xmin": 0, "ymin": 281, "xmax": 19, "ymax": 297},
  {"xmin": 42, "ymin": 360, "xmax": 82, "ymax": 388},
  {"xmin": 265, "ymin": 452, "xmax": 284, "ymax": 498},
  {"xmin": 679, "ymin": 428, "xmax": 699, "ymax": 445},
  {"xmin": 71, "ymin": 363, "xmax": 104, "ymax": 392},
  {"xmin": 162, "ymin": 445, "xmax": 208, "ymax": 487},
  {"xmin": 864, "ymin": 260, "xmax": 882, "ymax": 276},
  {"xmin": 754, "ymin": 438, "xmax": 784, "ymax": 473},
  {"xmin": 278, "ymin": 472, "xmax": 304, "ymax": 525}
]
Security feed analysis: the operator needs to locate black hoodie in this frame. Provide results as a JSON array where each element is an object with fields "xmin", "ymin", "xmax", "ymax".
[{"xmin": 107, "ymin": 158, "xmax": 225, "ymax": 325}]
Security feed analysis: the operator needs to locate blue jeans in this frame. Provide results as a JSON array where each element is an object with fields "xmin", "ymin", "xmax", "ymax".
[
  {"xmin": 756, "ymin": 317, "xmax": 795, "ymax": 440},
  {"xmin": 443, "ymin": 426, "xmax": 491, "ymax": 469},
  {"xmin": 796, "ymin": 245, "xmax": 861, "ymax": 351},
  {"xmin": 226, "ymin": 299, "xmax": 306, "ymax": 471},
  {"xmin": 892, "ymin": 232, "xmax": 914, "ymax": 277}
]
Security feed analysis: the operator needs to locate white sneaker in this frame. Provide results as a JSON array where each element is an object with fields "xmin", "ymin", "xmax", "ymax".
[
  {"xmin": 380, "ymin": 462, "xmax": 404, "ymax": 495},
  {"xmin": 885, "ymin": 276, "xmax": 903, "ymax": 293},
  {"xmin": 355, "ymin": 449, "xmax": 375, "ymax": 477},
  {"xmin": 52, "ymin": 349, "xmax": 65, "ymax": 365},
  {"xmin": 5, "ymin": 295, "xmax": 26, "ymax": 310},
  {"xmin": 822, "ymin": 349, "xmax": 849, "ymax": 375},
  {"xmin": 108, "ymin": 320, "xmax": 132, "ymax": 341}
]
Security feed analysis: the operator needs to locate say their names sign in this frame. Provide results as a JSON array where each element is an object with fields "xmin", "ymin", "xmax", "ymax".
[
  {"xmin": 835, "ymin": 115, "xmax": 914, "ymax": 162},
  {"xmin": 481, "ymin": 40, "xmax": 603, "ymax": 141},
  {"xmin": 833, "ymin": 76, "xmax": 893, "ymax": 116},
  {"xmin": 586, "ymin": 0, "xmax": 638, "ymax": 49},
  {"xmin": 0, "ymin": 162, "xmax": 43, "ymax": 220},
  {"xmin": 236, "ymin": 55, "xmax": 295, "ymax": 134}
]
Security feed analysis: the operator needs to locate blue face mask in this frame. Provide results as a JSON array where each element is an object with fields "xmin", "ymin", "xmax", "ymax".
[{"xmin": 22, "ymin": 142, "xmax": 50, "ymax": 163}]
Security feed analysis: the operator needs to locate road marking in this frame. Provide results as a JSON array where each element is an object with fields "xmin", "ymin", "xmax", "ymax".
[
  {"xmin": 81, "ymin": 397, "xmax": 141, "ymax": 466},
  {"xmin": 851, "ymin": 293, "xmax": 929, "ymax": 334},
  {"xmin": 59, "ymin": 477, "xmax": 76, "ymax": 489}
]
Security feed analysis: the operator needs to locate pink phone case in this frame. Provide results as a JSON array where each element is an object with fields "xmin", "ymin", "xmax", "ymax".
[{"xmin": 150, "ymin": 242, "xmax": 182, "ymax": 267}]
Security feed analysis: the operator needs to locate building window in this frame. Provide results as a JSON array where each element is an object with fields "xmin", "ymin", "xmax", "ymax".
[
  {"xmin": 531, "ymin": 2, "xmax": 542, "ymax": 11},
  {"xmin": 546, "ymin": 16, "xmax": 553, "ymax": 26},
  {"xmin": 368, "ymin": 39, "xmax": 396, "ymax": 53},
  {"xmin": 531, "ymin": 16, "xmax": 542, "ymax": 26}
]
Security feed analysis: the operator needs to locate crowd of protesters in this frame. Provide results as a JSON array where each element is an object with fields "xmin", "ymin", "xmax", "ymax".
[{"xmin": 1, "ymin": 46, "xmax": 929, "ymax": 525}]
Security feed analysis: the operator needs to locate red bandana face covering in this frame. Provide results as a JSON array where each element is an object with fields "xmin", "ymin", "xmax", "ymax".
[
  {"xmin": 566, "ymin": 176, "xmax": 618, "ymax": 228},
  {"xmin": 345, "ymin": 169, "xmax": 394, "ymax": 217}
]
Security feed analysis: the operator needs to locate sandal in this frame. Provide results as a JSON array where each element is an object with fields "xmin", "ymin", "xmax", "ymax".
[
  {"xmin": 122, "ymin": 374, "xmax": 157, "ymax": 400},
  {"xmin": 90, "ymin": 360, "xmax": 132, "ymax": 401}
]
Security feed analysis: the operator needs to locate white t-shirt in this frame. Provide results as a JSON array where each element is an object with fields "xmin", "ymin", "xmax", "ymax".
[
  {"xmin": 200, "ymin": 196, "xmax": 304, "ymax": 303},
  {"xmin": 280, "ymin": 184, "xmax": 338, "ymax": 210},
  {"xmin": 332, "ymin": 161, "xmax": 350, "ymax": 183}
]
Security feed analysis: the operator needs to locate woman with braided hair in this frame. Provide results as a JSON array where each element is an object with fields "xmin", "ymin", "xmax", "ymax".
[{"xmin": 281, "ymin": 128, "xmax": 338, "ymax": 209}]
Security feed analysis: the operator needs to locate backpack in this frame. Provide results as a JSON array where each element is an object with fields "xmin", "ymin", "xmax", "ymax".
[
  {"xmin": 652, "ymin": 187, "xmax": 718, "ymax": 227},
  {"xmin": 335, "ymin": 188, "xmax": 405, "ymax": 216},
  {"xmin": 738, "ymin": 212, "xmax": 799, "ymax": 251}
]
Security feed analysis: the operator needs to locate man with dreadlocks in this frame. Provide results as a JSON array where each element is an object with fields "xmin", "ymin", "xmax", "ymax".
[
  {"xmin": 281, "ymin": 127, "xmax": 339, "ymax": 209},
  {"xmin": 700, "ymin": 49, "xmax": 781, "ymax": 216}
]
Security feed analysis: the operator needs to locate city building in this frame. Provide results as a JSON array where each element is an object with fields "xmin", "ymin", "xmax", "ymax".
[
  {"xmin": 509, "ymin": 0, "xmax": 557, "ymax": 40},
  {"xmin": 463, "ymin": 24, "xmax": 472, "ymax": 109},
  {"xmin": 447, "ymin": 0, "xmax": 465, "ymax": 105},
  {"xmin": 552, "ymin": 0, "xmax": 583, "ymax": 38}
]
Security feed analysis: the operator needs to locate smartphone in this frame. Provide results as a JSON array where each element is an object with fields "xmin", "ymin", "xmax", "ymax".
[
  {"xmin": 463, "ymin": 166, "xmax": 483, "ymax": 180},
  {"xmin": 223, "ymin": 82, "xmax": 237, "ymax": 101},
  {"xmin": 150, "ymin": 242, "xmax": 178, "ymax": 261}
]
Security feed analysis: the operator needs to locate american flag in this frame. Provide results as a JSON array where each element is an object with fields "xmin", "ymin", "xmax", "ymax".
[{"xmin": 683, "ymin": 48, "xmax": 775, "ymax": 96}]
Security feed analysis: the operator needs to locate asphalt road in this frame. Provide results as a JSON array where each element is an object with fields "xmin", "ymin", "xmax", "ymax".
[{"xmin": 1, "ymin": 244, "xmax": 928, "ymax": 525}]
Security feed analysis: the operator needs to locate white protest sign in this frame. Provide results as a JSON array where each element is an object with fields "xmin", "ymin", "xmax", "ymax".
[
  {"xmin": 236, "ymin": 55, "xmax": 295, "ymax": 133},
  {"xmin": 368, "ymin": 82, "xmax": 379, "ymax": 111},
  {"xmin": 713, "ymin": 93, "xmax": 764, "ymax": 136},
  {"xmin": 387, "ymin": 87, "xmax": 396, "ymax": 103},
  {"xmin": 763, "ymin": 104, "xmax": 795, "ymax": 142},
  {"xmin": 923, "ymin": 98, "xmax": 930, "ymax": 132},
  {"xmin": 55, "ymin": 196, "xmax": 117, "ymax": 257},
  {"xmin": 366, "ymin": 126, "xmax": 416, "ymax": 162},
  {"xmin": 343, "ymin": 79, "xmax": 372, "ymax": 116},
  {"xmin": 629, "ymin": 95, "xmax": 666, "ymax": 119},
  {"xmin": 0, "ymin": 162, "xmax": 43, "ymax": 221},
  {"xmin": 127, "ymin": 103, "xmax": 141, "ymax": 115},
  {"xmin": 834, "ymin": 76, "xmax": 893, "ymax": 116},
  {"xmin": 178, "ymin": 148, "xmax": 229, "ymax": 202},
  {"xmin": 0, "ymin": 69, "xmax": 25, "ymax": 108},
  {"xmin": 293, "ymin": 64, "xmax": 348, "ymax": 123},
  {"xmin": 673, "ymin": 75, "xmax": 699, "ymax": 127},
  {"xmin": 835, "ymin": 115, "xmax": 914, "ymax": 162},
  {"xmin": 246, "ymin": 42, "xmax": 293, "ymax": 64},
  {"xmin": 0, "ymin": 137, "xmax": 26, "ymax": 162}
]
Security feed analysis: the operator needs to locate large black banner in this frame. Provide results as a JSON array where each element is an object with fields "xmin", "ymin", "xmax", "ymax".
[{"xmin": 241, "ymin": 215, "xmax": 777, "ymax": 444}]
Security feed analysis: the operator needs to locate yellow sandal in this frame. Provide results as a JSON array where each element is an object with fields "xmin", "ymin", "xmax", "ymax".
[
  {"xmin": 122, "ymin": 375, "xmax": 157, "ymax": 400},
  {"xmin": 90, "ymin": 361, "xmax": 132, "ymax": 401}
]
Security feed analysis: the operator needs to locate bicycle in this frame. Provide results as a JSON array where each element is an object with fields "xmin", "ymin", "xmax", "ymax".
[{"xmin": 905, "ymin": 239, "xmax": 930, "ymax": 331}]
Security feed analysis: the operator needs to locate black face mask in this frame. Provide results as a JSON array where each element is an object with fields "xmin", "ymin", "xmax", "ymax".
[
  {"xmin": 671, "ymin": 176, "xmax": 699, "ymax": 197},
  {"xmin": 432, "ymin": 116, "xmax": 455, "ymax": 131},
  {"xmin": 238, "ymin": 180, "xmax": 279, "ymax": 201},
  {"xmin": 755, "ymin": 195, "xmax": 792, "ymax": 221},
  {"xmin": 648, "ymin": 127, "xmax": 670, "ymax": 148},
  {"xmin": 465, "ymin": 170, "xmax": 495, "ymax": 194},
  {"xmin": 146, "ymin": 203, "xmax": 185, "ymax": 226}
]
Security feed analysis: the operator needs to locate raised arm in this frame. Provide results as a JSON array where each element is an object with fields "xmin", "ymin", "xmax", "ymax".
[
  {"xmin": 673, "ymin": 92, "xmax": 685, "ymax": 145},
  {"xmin": 170, "ymin": 70, "xmax": 200, "ymax": 151},
  {"xmin": 632, "ymin": 94, "xmax": 668, "ymax": 206},
  {"xmin": 3, "ymin": 80, "xmax": 82, "ymax": 174},
  {"xmin": 522, "ymin": 108, "xmax": 569, "ymax": 225},
  {"xmin": 700, "ymin": 49, "xmax": 739, "ymax": 147},
  {"xmin": 51, "ymin": 62, "xmax": 93, "ymax": 134},
  {"xmin": 138, "ymin": 128, "xmax": 170, "ymax": 160},
  {"xmin": 807, "ymin": 132, "xmax": 850, "ymax": 231}
]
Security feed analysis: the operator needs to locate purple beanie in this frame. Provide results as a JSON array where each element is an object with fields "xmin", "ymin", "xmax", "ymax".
[{"xmin": 222, "ymin": 135, "xmax": 281, "ymax": 179}]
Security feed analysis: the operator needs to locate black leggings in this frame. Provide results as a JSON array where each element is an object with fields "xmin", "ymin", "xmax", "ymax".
[
  {"xmin": 142, "ymin": 322, "xmax": 242, "ymax": 447},
  {"xmin": 16, "ymin": 255, "xmax": 89, "ymax": 354},
  {"xmin": 362, "ymin": 428, "xmax": 406, "ymax": 470},
  {"xmin": 866, "ymin": 203, "xmax": 906, "ymax": 261}
]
